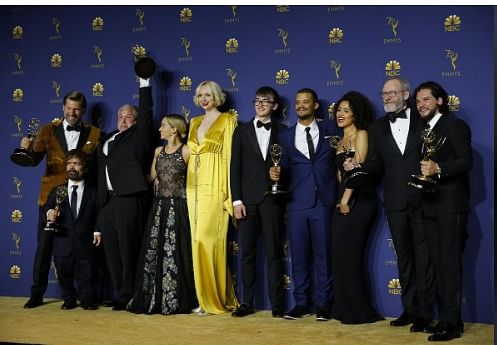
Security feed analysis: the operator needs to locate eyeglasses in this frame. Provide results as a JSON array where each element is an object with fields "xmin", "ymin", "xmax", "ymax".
[
  {"xmin": 379, "ymin": 90, "xmax": 405, "ymax": 99},
  {"xmin": 253, "ymin": 99, "xmax": 275, "ymax": 106}
]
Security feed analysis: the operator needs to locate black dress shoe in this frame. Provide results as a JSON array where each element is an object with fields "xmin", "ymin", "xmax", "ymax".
[
  {"xmin": 61, "ymin": 301, "xmax": 77, "ymax": 310},
  {"xmin": 102, "ymin": 300, "xmax": 116, "ymax": 307},
  {"xmin": 81, "ymin": 302, "xmax": 99, "ymax": 310},
  {"xmin": 24, "ymin": 297, "xmax": 43, "ymax": 309},
  {"xmin": 428, "ymin": 327, "xmax": 461, "ymax": 341},
  {"xmin": 112, "ymin": 301, "xmax": 128, "ymax": 311},
  {"xmin": 272, "ymin": 307, "xmax": 285, "ymax": 318},
  {"xmin": 410, "ymin": 319, "xmax": 437, "ymax": 333},
  {"xmin": 315, "ymin": 306, "xmax": 331, "ymax": 321},
  {"xmin": 231, "ymin": 304, "xmax": 255, "ymax": 317},
  {"xmin": 284, "ymin": 305, "xmax": 310, "ymax": 320},
  {"xmin": 390, "ymin": 312, "xmax": 412, "ymax": 326}
]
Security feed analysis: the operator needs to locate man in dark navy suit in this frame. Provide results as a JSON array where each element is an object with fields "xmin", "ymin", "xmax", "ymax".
[
  {"xmin": 46, "ymin": 150, "xmax": 100, "ymax": 310},
  {"xmin": 414, "ymin": 81, "xmax": 472, "ymax": 342},
  {"xmin": 230, "ymin": 86, "xmax": 286, "ymax": 318},
  {"xmin": 271, "ymin": 88, "xmax": 336, "ymax": 321}
]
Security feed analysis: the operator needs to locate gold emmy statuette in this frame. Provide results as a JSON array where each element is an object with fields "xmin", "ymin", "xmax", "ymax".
[
  {"xmin": 11, "ymin": 118, "xmax": 41, "ymax": 166},
  {"xmin": 408, "ymin": 128, "xmax": 446, "ymax": 193},
  {"xmin": 327, "ymin": 135, "xmax": 368, "ymax": 189},
  {"xmin": 44, "ymin": 186, "xmax": 68, "ymax": 233},
  {"xmin": 267, "ymin": 144, "xmax": 286, "ymax": 195}
]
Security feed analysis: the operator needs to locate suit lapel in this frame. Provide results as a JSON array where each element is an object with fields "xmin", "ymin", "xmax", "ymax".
[
  {"xmin": 55, "ymin": 124, "xmax": 68, "ymax": 154},
  {"xmin": 247, "ymin": 121, "xmax": 264, "ymax": 160},
  {"xmin": 381, "ymin": 116, "xmax": 403, "ymax": 156},
  {"xmin": 76, "ymin": 124, "xmax": 91, "ymax": 150},
  {"xmin": 404, "ymin": 112, "xmax": 423, "ymax": 156}
]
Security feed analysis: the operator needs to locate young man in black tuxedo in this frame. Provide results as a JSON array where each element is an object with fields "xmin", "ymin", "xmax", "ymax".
[
  {"xmin": 45, "ymin": 150, "xmax": 101, "ymax": 310},
  {"xmin": 230, "ymin": 86, "xmax": 286, "ymax": 318},
  {"xmin": 414, "ymin": 81, "xmax": 472, "ymax": 342}
]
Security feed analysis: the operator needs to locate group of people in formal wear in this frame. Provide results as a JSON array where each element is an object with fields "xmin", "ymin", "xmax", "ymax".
[{"xmin": 17, "ymin": 70, "xmax": 472, "ymax": 342}]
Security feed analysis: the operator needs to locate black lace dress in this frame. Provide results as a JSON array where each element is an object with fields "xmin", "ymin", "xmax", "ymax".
[
  {"xmin": 331, "ymin": 152, "xmax": 384, "ymax": 324},
  {"xmin": 128, "ymin": 145, "xmax": 197, "ymax": 314}
]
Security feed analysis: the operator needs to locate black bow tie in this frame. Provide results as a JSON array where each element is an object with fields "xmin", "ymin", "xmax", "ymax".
[
  {"xmin": 256, "ymin": 120, "xmax": 271, "ymax": 131},
  {"xmin": 387, "ymin": 109, "xmax": 407, "ymax": 123},
  {"xmin": 66, "ymin": 125, "xmax": 82, "ymax": 132}
]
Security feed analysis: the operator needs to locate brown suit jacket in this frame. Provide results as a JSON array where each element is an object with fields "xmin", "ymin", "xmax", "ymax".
[{"xmin": 31, "ymin": 119, "xmax": 100, "ymax": 206}]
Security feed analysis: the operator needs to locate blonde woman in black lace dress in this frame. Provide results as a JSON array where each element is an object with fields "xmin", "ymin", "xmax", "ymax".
[{"xmin": 128, "ymin": 114, "xmax": 197, "ymax": 314}]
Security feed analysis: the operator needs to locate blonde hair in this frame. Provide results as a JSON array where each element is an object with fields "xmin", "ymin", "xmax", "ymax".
[
  {"xmin": 163, "ymin": 114, "xmax": 187, "ymax": 139},
  {"xmin": 193, "ymin": 80, "xmax": 226, "ymax": 107}
]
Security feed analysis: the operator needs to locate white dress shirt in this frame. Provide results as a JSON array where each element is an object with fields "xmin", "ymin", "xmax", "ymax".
[
  {"xmin": 295, "ymin": 119, "xmax": 318, "ymax": 159},
  {"xmin": 390, "ymin": 108, "xmax": 411, "ymax": 155},
  {"xmin": 63, "ymin": 119, "xmax": 80, "ymax": 151},
  {"xmin": 254, "ymin": 117, "xmax": 271, "ymax": 161},
  {"xmin": 68, "ymin": 179, "xmax": 84, "ymax": 217}
]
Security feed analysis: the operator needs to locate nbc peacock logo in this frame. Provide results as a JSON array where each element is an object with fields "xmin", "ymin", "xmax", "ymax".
[
  {"xmin": 12, "ymin": 25, "xmax": 23, "ymax": 39},
  {"xmin": 388, "ymin": 278, "xmax": 402, "ymax": 295},
  {"xmin": 275, "ymin": 69, "xmax": 290, "ymax": 85},
  {"xmin": 51, "ymin": 53, "xmax": 62, "ymax": 68},
  {"xmin": 131, "ymin": 44, "xmax": 147, "ymax": 60},
  {"xmin": 444, "ymin": 14, "xmax": 461, "ymax": 32},
  {"xmin": 10, "ymin": 265, "xmax": 21, "ymax": 279},
  {"xmin": 225, "ymin": 38, "xmax": 239, "ymax": 54},
  {"xmin": 92, "ymin": 16, "xmax": 104, "ymax": 31},
  {"xmin": 11, "ymin": 209, "xmax": 22, "ymax": 223},
  {"xmin": 276, "ymin": 5, "xmax": 290, "ymax": 13},
  {"xmin": 92, "ymin": 83, "xmax": 104, "ymax": 97},
  {"xmin": 448, "ymin": 95, "xmax": 460, "ymax": 112},
  {"xmin": 180, "ymin": 8, "xmax": 192, "ymax": 23},
  {"xmin": 328, "ymin": 28, "xmax": 344, "ymax": 44},
  {"xmin": 385, "ymin": 60, "xmax": 401, "ymax": 77},
  {"xmin": 12, "ymin": 89, "xmax": 24, "ymax": 102},
  {"xmin": 179, "ymin": 76, "xmax": 192, "ymax": 91}
]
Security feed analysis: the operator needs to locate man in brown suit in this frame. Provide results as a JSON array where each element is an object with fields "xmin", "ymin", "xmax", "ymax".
[{"xmin": 18, "ymin": 91, "xmax": 100, "ymax": 308}]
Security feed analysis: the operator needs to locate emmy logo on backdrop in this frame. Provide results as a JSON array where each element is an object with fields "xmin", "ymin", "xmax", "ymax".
[
  {"xmin": 10, "ymin": 118, "xmax": 41, "ymax": 166},
  {"xmin": 327, "ymin": 135, "xmax": 368, "ymax": 189},
  {"xmin": 43, "ymin": 186, "xmax": 68, "ymax": 233},
  {"xmin": 267, "ymin": 144, "xmax": 286, "ymax": 195},
  {"xmin": 408, "ymin": 128, "xmax": 446, "ymax": 193}
]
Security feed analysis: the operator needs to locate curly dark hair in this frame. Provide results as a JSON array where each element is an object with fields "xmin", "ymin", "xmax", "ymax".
[{"xmin": 334, "ymin": 90, "xmax": 375, "ymax": 130}]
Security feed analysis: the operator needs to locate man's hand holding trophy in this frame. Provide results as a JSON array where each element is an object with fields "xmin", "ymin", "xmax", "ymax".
[
  {"xmin": 328, "ymin": 135, "xmax": 368, "ymax": 189},
  {"xmin": 267, "ymin": 144, "xmax": 286, "ymax": 195},
  {"xmin": 408, "ymin": 128, "xmax": 446, "ymax": 193},
  {"xmin": 44, "ymin": 185, "xmax": 68, "ymax": 233}
]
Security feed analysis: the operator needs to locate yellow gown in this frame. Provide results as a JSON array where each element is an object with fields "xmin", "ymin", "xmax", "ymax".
[{"xmin": 186, "ymin": 112, "xmax": 239, "ymax": 314}]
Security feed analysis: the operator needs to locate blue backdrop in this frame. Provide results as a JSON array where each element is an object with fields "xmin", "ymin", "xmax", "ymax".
[{"xmin": 0, "ymin": 5, "xmax": 493, "ymax": 324}]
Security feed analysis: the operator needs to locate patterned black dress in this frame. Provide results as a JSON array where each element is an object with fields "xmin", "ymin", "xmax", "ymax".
[
  {"xmin": 331, "ymin": 152, "xmax": 384, "ymax": 324},
  {"xmin": 128, "ymin": 145, "xmax": 197, "ymax": 314}
]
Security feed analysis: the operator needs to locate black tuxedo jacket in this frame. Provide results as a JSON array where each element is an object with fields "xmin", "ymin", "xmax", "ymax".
[
  {"xmin": 364, "ymin": 108, "xmax": 424, "ymax": 211},
  {"xmin": 97, "ymin": 86, "xmax": 155, "ymax": 206},
  {"xmin": 420, "ymin": 113, "xmax": 472, "ymax": 216},
  {"xmin": 46, "ymin": 183, "xmax": 98, "ymax": 259},
  {"xmin": 230, "ymin": 119, "xmax": 286, "ymax": 205}
]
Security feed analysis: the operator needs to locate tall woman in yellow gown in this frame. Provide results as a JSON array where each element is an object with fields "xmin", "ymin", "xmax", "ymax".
[{"xmin": 186, "ymin": 80, "xmax": 239, "ymax": 314}]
